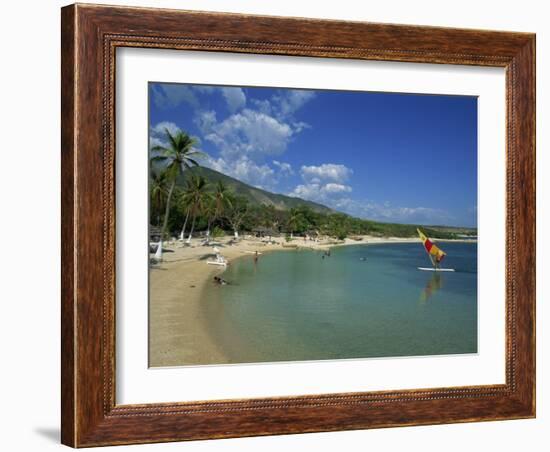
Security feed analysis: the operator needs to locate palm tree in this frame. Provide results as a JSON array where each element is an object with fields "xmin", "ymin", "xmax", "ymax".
[
  {"xmin": 286, "ymin": 208, "xmax": 307, "ymax": 238},
  {"xmin": 151, "ymin": 128, "xmax": 204, "ymax": 239},
  {"xmin": 286, "ymin": 208, "xmax": 298, "ymax": 237},
  {"xmin": 181, "ymin": 175, "xmax": 210, "ymax": 242},
  {"xmin": 177, "ymin": 195, "xmax": 191, "ymax": 241},
  {"xmin": 209, "ymin": 181, "xmax": 232, "ymax": 233},
  {"xmin": 202, "ymin": 197, "xmax": 217, "ymax": 242},
  {"xmin": 149, "ymin": 169, "xmax": 169, "ymax": 226}
]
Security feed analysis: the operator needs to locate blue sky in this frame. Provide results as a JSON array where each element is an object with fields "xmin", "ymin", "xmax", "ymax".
[{"xmin": 149, "ymin": 83, "xmax": 477, "ymax": 227}]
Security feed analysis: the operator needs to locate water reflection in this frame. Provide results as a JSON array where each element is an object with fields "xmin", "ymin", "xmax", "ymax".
[{"xmin": 419, "ymin": 272, "xmax": 443, "ymax": 303}]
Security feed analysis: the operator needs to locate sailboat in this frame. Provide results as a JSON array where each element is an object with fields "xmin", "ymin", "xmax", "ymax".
[{"xmin": 417, "ymin": 228, "xmax": 455, "ymax": 272}]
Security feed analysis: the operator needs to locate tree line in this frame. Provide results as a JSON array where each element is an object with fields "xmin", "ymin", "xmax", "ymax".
[{"xmin": 150, "ymin": 128, "xmax": 467, "ymax": 241}]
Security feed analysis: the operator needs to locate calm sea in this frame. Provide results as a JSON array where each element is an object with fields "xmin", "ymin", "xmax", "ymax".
[{"xmin": 201, "ymin": 242, "xmax": 478, "ymax": 364}]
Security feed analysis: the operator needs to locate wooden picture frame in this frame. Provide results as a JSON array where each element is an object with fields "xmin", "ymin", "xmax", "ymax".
[{"xmin": 61, "ymin": 3, "xmax": 535, "ymax": 447}]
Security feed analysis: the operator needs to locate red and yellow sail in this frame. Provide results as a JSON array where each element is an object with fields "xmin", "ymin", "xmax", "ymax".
[{"xmin": 417, "ymin": 228, "xmax": 446, "ymax": 265}]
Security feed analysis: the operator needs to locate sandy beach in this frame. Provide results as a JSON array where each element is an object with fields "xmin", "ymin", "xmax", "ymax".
[
  {"xmin": 149, "ymin": 236, "xmax": 288, "ymax": 367},
  {"xmin": 149, "ymin": 234, "xmax": 474, "ymax": 367}
]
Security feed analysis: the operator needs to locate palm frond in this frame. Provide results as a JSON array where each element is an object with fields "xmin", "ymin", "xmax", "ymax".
[
  {"xmin": 165, "ymin": 128, "xmax": 179, "ymax": 150},
  {"xmin": 183, "ymin": 158, "xmax": 200, "ymax": 168},
  {"xmin": 187, "ymin": 149, "xmax": 207, "ymax": 158}
]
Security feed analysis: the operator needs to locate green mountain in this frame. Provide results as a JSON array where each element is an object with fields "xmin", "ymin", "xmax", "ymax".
[
  {"xmin": 177, "ymin": 166, "xmax": 334, "ymax": 214},
  {"xmin": 169, "ymin": 166, "xmax": 476, "ymax": 238}
]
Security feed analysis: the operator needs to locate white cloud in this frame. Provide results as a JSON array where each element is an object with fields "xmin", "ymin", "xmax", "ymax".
[
  {"xmin": 324, "ymin": 183, "xmax": 352, "ymax": 194},
  {"xmin": 272, "ymin": 160, "xmax": 294, "ymax": 176},
  {"xmin": 300, "ymin": 163, "xmax": 353, "ymax": 183},
  {"xmin": 288, "ymin": 163, "xmax": 354, "ymax": 210},
  {"xmin": 290, "ymin": 182, "xmax": 352, "ymax": 201},
  {"xmin": 205, "ymin": 157, "xmax": 294, "ymax": 191},
  {"xmin": 290, "ymin": 183, "xmax": 322, "ymax": 200},
  {"xmin": 156, "ymin": 86, "xmax": 316, "ymax": 191},
  {"xmin": 250, "ymin": 98, "xmax": 272, "ymax": 115},
  {"xmin": 274, "ymin": 90, "xmax": 316, "ymax": 118},
  {"xmin": 292, "ymin": 121, "xmax": 311, "ymax": 133},
  {"xmin": 250, "ymin": 90, "xmax": 315, "ymax": 121},
  {"xmin": 151, "ymin": 84, "xmax": 199, "ymax": 109},
  {"xmin": 220, "ymin": 87, "xmax": 246, "ymax": 112},
  {"xmin": 194, "ymin": 110, "xmax": 218, "ymax": 134},
  {"xmin": 183, "ymin": 87, "xmax": 316, "ymax": 179},
  {"xmin": 206, "ymin": 156, "xmax": 276, "ymax": 190},
  {"xmin": 196, "ymin": 108, "xmax": 294, "ymax": 158},
  {"xmin": 289, "ymin": 174, "xmax": 451, "ymax": 225}
]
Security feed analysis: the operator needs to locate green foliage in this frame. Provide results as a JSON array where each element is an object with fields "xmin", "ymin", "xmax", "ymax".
[
  {"xmin": 286, "ymin": 207, "xmax": 310, "ymax": 234},
  {"xmin": 158, "ymin": 180, "xmax": 473, "ymax": 239},
  {"xmin": 149, "ymin": 169, "xmax": 169, "ymax": 227},
  {"xmin": 211, "ymin": 226, "xmax": 225, "ymax": 238},
  {"xmin": 150, "ymin": 128, "xmax": 204, "ymax": 238},
  {"xmin": 150, "ymin": 137, "xmax": 476, "ymax": 240},
  {"xmin": 225, "ymin": 194, "xmax": 249, "ymax": 234}
]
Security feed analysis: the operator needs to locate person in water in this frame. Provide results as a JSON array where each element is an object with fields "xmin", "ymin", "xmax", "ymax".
[
  {"xmin": 253, "ymin": 250, "xmax": 259, "ymax": 264},
  {"xmin": 214, "ymin": 276, "xmax": 228, "ymax": 285}
]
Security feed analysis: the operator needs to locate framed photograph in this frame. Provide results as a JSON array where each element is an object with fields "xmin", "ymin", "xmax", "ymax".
[{"xmin": 61, "ymin": 3, "xmax": 535, "ymax": 447}]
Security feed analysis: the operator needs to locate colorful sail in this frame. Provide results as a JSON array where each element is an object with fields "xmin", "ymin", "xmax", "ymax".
[{"xmin": 417, "ymin": 228, "xmax": 446, "ymax": 265}]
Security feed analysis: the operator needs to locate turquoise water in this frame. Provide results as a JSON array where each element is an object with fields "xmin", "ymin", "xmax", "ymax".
[{"xmin": 201, "ymin": 242, "xmax": 477, "ymax": 364}]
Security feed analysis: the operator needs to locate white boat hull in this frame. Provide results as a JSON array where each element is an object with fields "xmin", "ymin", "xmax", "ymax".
[
  {"xmin": 417, "ymin": 267, "xmax": 455, "ymax": 272},
  {"xmin": 207, "ymin": 261, "xmax": 227, "ymax": 266}
]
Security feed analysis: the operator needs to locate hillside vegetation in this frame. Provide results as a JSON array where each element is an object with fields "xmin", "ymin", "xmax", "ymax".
[
  {"xmin": 149, "ymin": 128, "xmax": 476, "ymax": 241},
  {"xmin": 153, "ymin": 166, "xmax": 474, "ymax": 241},
  {"xmin": 178, "ymin": 167, "xmax": 333, "ymax": 214}
]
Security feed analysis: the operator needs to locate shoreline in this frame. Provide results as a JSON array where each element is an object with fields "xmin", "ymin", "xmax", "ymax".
[{"xmin": 149, "ymin": 234, "xmax": 477, "ymax": 367}]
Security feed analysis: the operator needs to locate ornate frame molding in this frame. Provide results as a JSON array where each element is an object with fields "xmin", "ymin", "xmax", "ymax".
[{"xmin": 61, "ymin": 4, "xmax": 535, "ymax": 447}]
